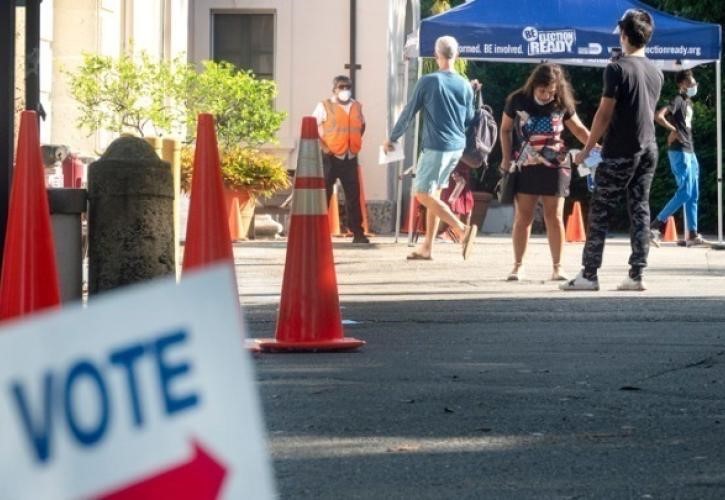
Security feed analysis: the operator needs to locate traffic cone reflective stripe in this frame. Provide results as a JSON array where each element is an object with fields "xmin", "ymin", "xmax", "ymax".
[
  {"xmin": 0, "ymin": 111, "xmax": 61, "ymax": 320},
  {"xmin": 663, "ymin": 216, "xmax": 678, "ymax": 242},
  {"xmin": 565, "ymin": 201, "xmax": 586, "ymax": 243},
  {"xmin": 257, "ymin": 116, "xmax": 364, "ymax": 352}
]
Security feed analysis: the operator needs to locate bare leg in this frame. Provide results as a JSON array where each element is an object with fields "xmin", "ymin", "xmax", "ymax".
[
  {"xmin": 542, "ymin": 195, "xmax": 566, "ymax": 279},
  {"xmin": 511, "ymin": 194, "xmax": 537, "ymax": 275},
  {"xmin": 413, "ymin": 191, "xmax": 466, "ymax": 257}
]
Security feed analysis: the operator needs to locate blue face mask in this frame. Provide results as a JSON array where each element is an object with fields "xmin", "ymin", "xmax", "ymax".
[{"xmin": 686, "ymin": 85, "xmax": 698, "ymax": 97}]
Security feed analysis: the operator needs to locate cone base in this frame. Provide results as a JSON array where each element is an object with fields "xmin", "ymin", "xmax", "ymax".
[
  {"xmin": 255, "ymin": 337, "xmax": 365, "ymax": 352},
  {"xmin": 245, "ymin": 339, "xmax": 261, "ymax": 353}
]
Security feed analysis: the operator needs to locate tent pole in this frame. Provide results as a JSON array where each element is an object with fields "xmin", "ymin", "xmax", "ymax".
[
  {"xmin": 394, "ymin": 58, "xmax": 409, "ymax": 243},
  {"xmin": 717, "ymin": 59, "xmax": 723, "ymax": 243},
  {"xmin": 407, "ymin": 59, "xmax": 423, "ymax": 247}
]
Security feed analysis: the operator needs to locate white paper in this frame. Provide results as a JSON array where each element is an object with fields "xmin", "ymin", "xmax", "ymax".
[
  {"xmin": 378, "ymin": 143, "xmax": 405, "ymax": 165},
  {"xmin": 583, "ymin": 148, "xmax": 602, "ymax": 168}
]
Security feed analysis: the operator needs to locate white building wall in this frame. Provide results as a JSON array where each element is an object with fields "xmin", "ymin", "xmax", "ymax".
[{"xmin": 190, "ymin": 0, "xmax": 415, "ymax": 203}]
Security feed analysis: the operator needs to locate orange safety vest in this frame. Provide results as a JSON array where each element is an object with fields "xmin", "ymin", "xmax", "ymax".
[{"xmin": 320, "ymin": 99, "xmax": 363, "ymax": 156}]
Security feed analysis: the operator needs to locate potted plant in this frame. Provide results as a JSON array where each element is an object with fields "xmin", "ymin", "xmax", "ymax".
[{"xmin": 179, "ymin": 144, "xmax": 289, "ymax": 239}]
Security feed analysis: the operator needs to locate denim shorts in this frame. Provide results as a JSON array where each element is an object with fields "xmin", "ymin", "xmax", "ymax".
[{"xmin": 415, "ymin": 148, "xmax": 463, "ymax": 194}]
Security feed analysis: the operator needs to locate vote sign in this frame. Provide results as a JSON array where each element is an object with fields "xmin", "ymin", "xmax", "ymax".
[{"xmin": 0, "ymin": 266, "xmax": 275, "ymax": 499}]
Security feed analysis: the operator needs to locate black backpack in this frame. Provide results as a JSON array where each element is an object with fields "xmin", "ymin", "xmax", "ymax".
[{"xmin": 459, "ymin": 89, "xmax": 498, "ymax": 169}]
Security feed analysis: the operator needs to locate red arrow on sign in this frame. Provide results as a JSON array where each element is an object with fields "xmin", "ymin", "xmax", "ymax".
[{"xmin": 97, "ymin": 441, "xmax": 227, "ymax": 500}]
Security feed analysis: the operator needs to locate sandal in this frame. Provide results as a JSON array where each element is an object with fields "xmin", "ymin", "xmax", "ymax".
[
  {"xmin": 461, "ymin": 224, "xmax": 478, "ymax": 260},
  {"xmin": 406, "ymin": 252, "xmax": 432, "ymax": 261},
  {"xmin": 550, "ymin": 264, "xmax": 568, "ymax": 281},
  {"xmin": 507, "ymin": 263, "xmax": 524, "ymax": 281}
]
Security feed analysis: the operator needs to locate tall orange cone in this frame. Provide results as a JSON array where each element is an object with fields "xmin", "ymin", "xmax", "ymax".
[
  {"xmin": 182, "ymin": 114, "xmax": 235, "ymax": 272},
  {"xmin": 257, "ymin": 117, "xmax": 364, "ymax": 352},
  {"xmin": 0, "ymin": 111, "xmax": 61, "ymax": 320},
  {"xmin": 662, "ymin": 216, "xmax": 678, "ymax": 242},
  {"xmin": 328, "ymin": 185, "xmax": 343, "ymax": 236},
  {"xmin": 565, "ymin": 201, "xmax": 586, "ymax": 243}
]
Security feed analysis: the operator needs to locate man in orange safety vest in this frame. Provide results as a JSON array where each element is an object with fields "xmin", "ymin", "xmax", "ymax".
[{"xmin": 313, "ymin": 75, "xmax": 369, "ymax": 244}]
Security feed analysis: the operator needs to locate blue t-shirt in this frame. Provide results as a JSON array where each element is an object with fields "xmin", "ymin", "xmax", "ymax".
[{"xmin": 390, "ymin": 71, "xmax": 474, "ymax": 151}]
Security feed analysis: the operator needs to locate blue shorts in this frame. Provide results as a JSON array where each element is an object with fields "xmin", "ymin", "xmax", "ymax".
[{"xmin": 415, "ymin": 148, "xmax": 463, "ymax": 194}]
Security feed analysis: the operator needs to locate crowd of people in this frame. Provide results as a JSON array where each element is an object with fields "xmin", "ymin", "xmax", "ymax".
[{"xmin": 316, "ymin": 8, "xmax": 703, "ymax": 293}]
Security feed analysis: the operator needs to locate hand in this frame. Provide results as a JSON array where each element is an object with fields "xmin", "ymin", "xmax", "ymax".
[
  {"xmin": 574, "ymin": 148, "xmax": 590, "ymax": 165},
  {"xmin": 383, "ymin": 140, "xmax": 396, "ymax": 153},
  {"xmin": 667, "ymin": 130, "xmax": 678, "ymax": 146},
  {"xmin": 499, "ymin": 161, "xmax": 510, "ymax": 174},
  {"xmin": 470, "ymin": 79, "xmax": 482, "ymax": 92}
]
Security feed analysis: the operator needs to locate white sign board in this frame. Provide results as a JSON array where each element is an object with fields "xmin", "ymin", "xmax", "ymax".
[{"xmin": 0, "ymin": 266, "xmax": 276, "ymax": 499}]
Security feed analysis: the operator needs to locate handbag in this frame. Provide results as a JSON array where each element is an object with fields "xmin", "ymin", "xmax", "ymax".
[{"xmin": 497, "ymin": 162, "xmax": 518, "ymax": 204}]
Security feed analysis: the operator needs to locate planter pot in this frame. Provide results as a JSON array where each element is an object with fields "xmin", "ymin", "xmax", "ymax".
[
  {"xmin": 471, "ymin": 191, "xmax": 494, "ymax": 229},
  {"xmin": 224, "ymin": 187, "xmax": 256, "ymax": 241}
]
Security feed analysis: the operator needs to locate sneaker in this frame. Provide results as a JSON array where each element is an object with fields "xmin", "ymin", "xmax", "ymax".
[
  {"xmin": 352, "ymin": 234, "xmax": 370, "ymax": 244},
  {"xmin": 559, "ymin": 271, "xmax": 599, "ymax": 291},
  {"xmin": 617, "ymin": 276, "xmax": 646, "ymax": 291},
  {"xmin": 686, "ymin": 234, "xmax": 707, "ymax": 247},
  {"xmin": 649, "ymin": 229, "xmax": 661, "ymax": 248}
]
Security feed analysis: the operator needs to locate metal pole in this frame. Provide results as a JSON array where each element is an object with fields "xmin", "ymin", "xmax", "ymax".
[
  {"xmin": 0, "ymin": 0, "xmax": 17, "ymax": 269},
  {"xmin": 394, "ymin": 58, "xmax": 409, "ymax": 243},
  {"xmin": 25, "ymin": 0, "xmax": 41, "ymax": 116},
  {"xmin": 716, "ymin": 59, "xmax": 723, "ymax": 242},
  {"xmin": 406, "ymin": 60, "xmax": 423, "ymax": 247}
]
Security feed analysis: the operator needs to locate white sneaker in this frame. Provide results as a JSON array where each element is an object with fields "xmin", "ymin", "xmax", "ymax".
[
  {"xmin": 617, "ymin": 276, "xmax": 646, "ymax": 291},
  {"xmin": 559, "ymin": 271, "xmax": 599, "ymax": 291}
]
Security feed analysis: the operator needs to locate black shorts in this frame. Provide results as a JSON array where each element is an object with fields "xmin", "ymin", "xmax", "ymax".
[{"xmin": 516, "ymin": 163, "xmax": 571, "ymax": 197}]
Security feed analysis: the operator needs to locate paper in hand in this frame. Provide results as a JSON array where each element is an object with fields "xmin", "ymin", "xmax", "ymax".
[{"xmin": 378, "ymin": 142, "xmax": 405, "ymax": 165}]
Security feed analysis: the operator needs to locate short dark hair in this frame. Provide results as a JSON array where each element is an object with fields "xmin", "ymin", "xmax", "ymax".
[
  {"xmin": 675, "ymin": 69, "xmax": 694, "ymax": 86},
  {"xmin": 618, "ymin": 9, "xmax": 654, "ymax": 49},
  {"xmin": 332, "ymin": 75, "xmax": 352, "ymax": 90}
]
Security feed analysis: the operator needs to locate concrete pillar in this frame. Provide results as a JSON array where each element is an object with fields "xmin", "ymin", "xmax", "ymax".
[{"xmin": 87, "ymin": 136, "xmax": 174, "ymax": 295}]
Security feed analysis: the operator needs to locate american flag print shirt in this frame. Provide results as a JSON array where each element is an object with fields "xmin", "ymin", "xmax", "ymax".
[{"xmin": 515, "ymin": 109, "xmax": 568, "ymax": 168}]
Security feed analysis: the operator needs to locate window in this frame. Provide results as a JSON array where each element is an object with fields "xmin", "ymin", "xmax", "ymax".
[{"xmin": 212, "ymin": 13, "xmax": 274, "ymax": 79}]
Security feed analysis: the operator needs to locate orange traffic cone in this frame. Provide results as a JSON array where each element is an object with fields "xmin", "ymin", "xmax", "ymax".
[
  {"xmin": 256, "ymin": 117, "xmax": 365, "ymax": 352},
  {"xmin": 565, "ymin": 201, "xmax": 586, "ymax": 243},
  {"xmin": 182, "ymin": 114, "xmax": 235, "ymax": 272},
  {"xmin": 0, "ymin": 111, "xmax": 61, "ymax": 321},
  {"xmin": 328, "ymin": 185, "xmax": 343, "ymax": 236},
  {"xmin": 662, "ymin": 216, "xmax": 678, "ymax": 242},
  {"xmin": 357, "ymin": 167, "xmax": 372, "ymax": 235},
  {"xmin": 401, "ymin": 196, "xmax": 425, "ymax": 234}
]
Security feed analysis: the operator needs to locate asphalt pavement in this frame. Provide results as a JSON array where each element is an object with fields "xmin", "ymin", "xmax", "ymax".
[{"xmin": 237, "ymin": 234, "xmax": 725, "ymax": 499}]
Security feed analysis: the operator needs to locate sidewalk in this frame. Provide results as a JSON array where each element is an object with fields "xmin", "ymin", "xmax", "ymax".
[{"xmin": 235, "ymin": 234, "xmax": 725, "ymax": 305}]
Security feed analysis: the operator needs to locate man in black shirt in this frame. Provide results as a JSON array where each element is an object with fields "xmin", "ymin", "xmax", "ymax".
[
  {"xmin": 562, "ymin": 8, "xmax": 663, "ymax": 292},
  {"xmin": 651, "ymin": 69, "xmax": 703, "ymax": 246}
]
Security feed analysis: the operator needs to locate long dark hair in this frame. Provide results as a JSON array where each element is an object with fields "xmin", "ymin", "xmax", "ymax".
[{"xmin": 515, "ymin": 63, "xmax": 576, "ymax": 113}]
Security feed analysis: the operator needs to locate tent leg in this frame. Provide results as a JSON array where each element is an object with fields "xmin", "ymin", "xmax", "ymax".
[
  {"xmin": 407, "ymin": 58, "xmax": 423, "ymax": 247},
  {"xmin": 717, "ymin": 60, "xmax": 723, "ymax": 243}
]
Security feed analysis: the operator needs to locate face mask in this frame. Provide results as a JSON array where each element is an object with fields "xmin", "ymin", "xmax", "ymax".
[
  {"xmin": 337, "ymin": 90, "xmax": 352, "ymax": 102},
  {"xmin": 686, "ymin": 85, "xmax": 698, "ymax": 97},
  {"xmin": 534, "ymin": 95, "xmax": 554, "ymax": 106}
]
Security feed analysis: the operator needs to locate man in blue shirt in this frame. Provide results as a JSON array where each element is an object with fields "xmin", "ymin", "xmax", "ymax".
[{"xmin": 383, "ymin": 36, "xmax": 477, "ymax": 261}]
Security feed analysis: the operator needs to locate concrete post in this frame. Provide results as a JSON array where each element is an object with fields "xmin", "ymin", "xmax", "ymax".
[{"xmin": 87, "ymin": 136, "xmax": 174, "ymax": 295}]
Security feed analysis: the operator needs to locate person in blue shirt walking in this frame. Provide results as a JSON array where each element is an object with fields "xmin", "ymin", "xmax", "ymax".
[
  {"xmin": 383, "ymin": 36, "xmax": 478, "ymax": 261},
  {"xmin": 651, "ymin": 69, "xmax": 704, "ymax": 247}
]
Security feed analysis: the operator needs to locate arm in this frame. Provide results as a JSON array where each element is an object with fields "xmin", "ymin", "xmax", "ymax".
[
  {"xmin": 564, "ymin": 113, "xmax": 592, "ymax": 146},
  {"xmin": 655, "ymin": 105, "xmax": 678, "ymax": 145},
  {"xmin": 384, "ymin": 80, "xmax": 425, "ymax": 151},
  {"xmin": 499, "ymin": 113, "xmax": 514, "ymax": 172},
  {"xmin": 574, "ymin": 96, "xmax": 615, "ymax": 164}
]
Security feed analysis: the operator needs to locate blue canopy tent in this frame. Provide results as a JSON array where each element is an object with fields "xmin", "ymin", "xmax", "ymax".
[{"xmin": 411, "ymin": 0, "xmax": 724, "ymax": 241}]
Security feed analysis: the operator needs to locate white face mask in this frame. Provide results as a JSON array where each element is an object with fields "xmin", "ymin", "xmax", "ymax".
[
  {"xmin": 337, "ymin": 90, "xmax": 352, "ymax": 102},
  {"xmin": 534, "ymin": 95, "xmax": 554, "ymax": 106},
  {"xmin": 686, "ymin": 85, "xmax": 698, "ymax": 97}
]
